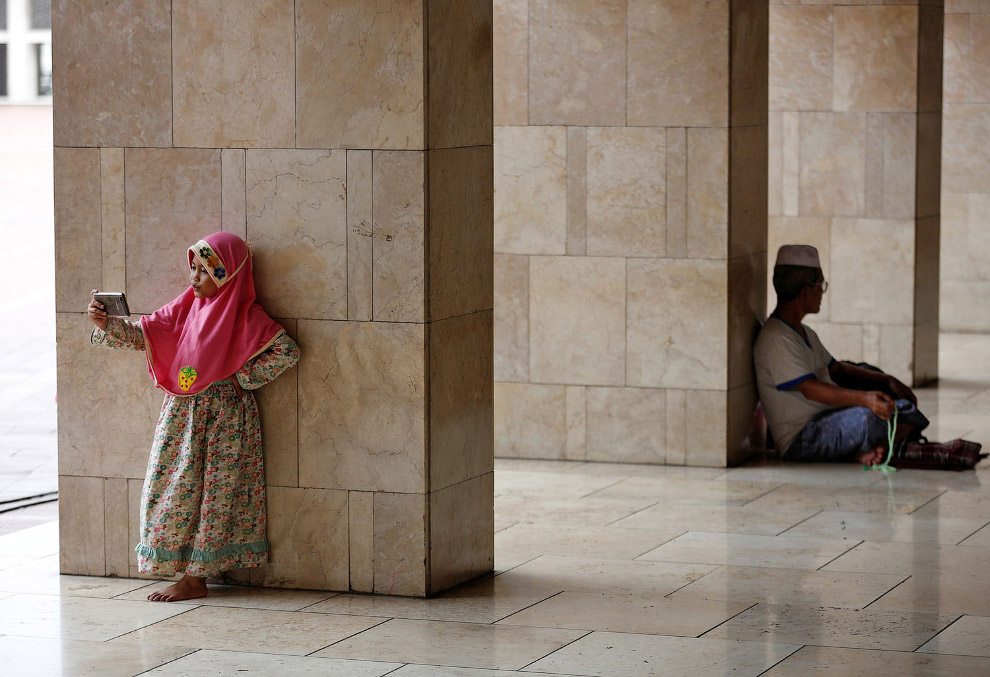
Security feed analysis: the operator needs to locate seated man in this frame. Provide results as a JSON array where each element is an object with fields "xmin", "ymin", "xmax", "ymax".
[{"xmin": 754, "ymin": 245, "xmax": 928, "ymax": 465}]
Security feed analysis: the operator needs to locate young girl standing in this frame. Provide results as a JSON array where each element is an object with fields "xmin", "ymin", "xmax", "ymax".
[{"xmin": 88, "ymin": 232, "xmax": 299, "ymax": 602}]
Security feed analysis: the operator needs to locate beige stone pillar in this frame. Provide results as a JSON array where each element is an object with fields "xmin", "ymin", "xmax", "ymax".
[
  {"xmin": 769, "ymin": 1, "xmax": 943, "ymax": 386},
  {"xmin": 493, "ymin": 1, "xmax": 768, "ymax": 466},
  {"xmin": 941, "ymin": 1, "xmax": 990, "ymax": 333},
  {"xmin": 53, "ymin": 0, "xmax": 493, "ymax": 597}
]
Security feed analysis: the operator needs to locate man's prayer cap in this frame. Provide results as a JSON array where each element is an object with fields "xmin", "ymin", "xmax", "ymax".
[{"xmin": 775, "ymin": 244, "xmax": 821, "ymax": 269}]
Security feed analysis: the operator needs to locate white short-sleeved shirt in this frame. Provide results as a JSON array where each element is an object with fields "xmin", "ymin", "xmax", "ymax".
[{"xmin": 753, "ymin": 316, "xmax": 837, "ymax": 454}]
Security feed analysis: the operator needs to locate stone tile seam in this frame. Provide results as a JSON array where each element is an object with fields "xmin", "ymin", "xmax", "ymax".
[
  {"xmin": 517, "ymin": 628, "xmax": 594, "ymax": 672},
  {"xmin": 859, "ymin": 573, "xmax": 913, "ymax": 611},
  {"xmin": 696, "ymin": 600, "xmax": 760, "ymax": 640},
  {"xmin": 911, "ymin": 613, "xmax": 968, "ymax": 654},
  {"xmin": 299, "ymin": 616, "xmax": 393, "ymax": 657}
]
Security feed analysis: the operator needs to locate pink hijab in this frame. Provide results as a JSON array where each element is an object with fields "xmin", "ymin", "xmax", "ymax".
[{"xmin": 140, "ymin": 232, "xmax": 284, "ymax": 396}]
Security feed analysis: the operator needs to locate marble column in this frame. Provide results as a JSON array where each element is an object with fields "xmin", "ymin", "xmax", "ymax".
[
  {"xmin": 53, "ymin": 0, "xmax": 493, "ymax": 597},
  {"xmin": 493, "ymin": 1, "xmax": 769, "ymax": 466},
  {"xmin": 941, "ymin": 0, "xmax": 990, "ymax": 333},
  {"xmin": 769, "ymin": 0, "xmax": 943, "ymax": 385}
]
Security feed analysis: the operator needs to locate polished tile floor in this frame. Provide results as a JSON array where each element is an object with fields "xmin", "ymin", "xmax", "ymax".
[{"xmin": 4, "ymin": 370, "xmax": 990, "ymax": 677}]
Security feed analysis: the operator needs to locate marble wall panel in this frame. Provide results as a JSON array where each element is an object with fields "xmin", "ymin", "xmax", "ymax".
[
  {"xmin": 916, "ymin": 111, "xmax": 942, "ymax": 220},
  {"xmin": 172, "ymin": 0, "xmax": 294, "ymax": 148},
  {"xmin": 586, "ymin": 387, "xmax": 665, "ymax": 464},
  {"xmin": 494, "ymin": 0, "xmax": 529, "ymax": 125},
  {"xmin": 246, "ymin": 150, "xmax": 347, "ymax": 320},
  {"xmin": 942, "ymin": 104, "xmax": 990, "ymax": 192},
  {"xmin": 728, "ymin": 253, "xmax": 767, "ymax": 390},
  {"xmin": 586, "ymin": 127, "xmax": 667, "ymax": 257},
  {"xmin": 221, "ymin": 149, "xmax": 247, "ymax": 239},
  {"xmin": 429, "ymin": 311, "xmax": 494, "ymax": 492},
  {"xmin": 297, "ymin": 320, "xmax": 426, "ymax": 494},
  {"xmin": 57, "ymin": 313, "xmax": 163, "ymax": 480},
  {"xmin": 348, "ymin": 491, "xmax": 374, "ymax": 593},
  {"xmin": 687, "ymin": 128, "xmax": 729, "ymax": 259},
  {"xmin": 915, "ymin": 216, "xmax": 941, "ymax": 327},
  {"xmin": 913, "ymin": 320, "xmax": 939, "ymax": 385},
  {"xmin": 101, "ymin": 149, "xmax": 126, "ymax": 294},
  {"xmin": 566, "ymin": 386, "xmax": 587, "ymax": 461},
  {"xmin": 427, "ymin": 0, "xmax": 493, "ymax": 148},
  {"xmin": 104, "ymin": 478, "xmax": 130, "ymax": 577},
  {"xmin": 373, "ymin": 151, "xmax": 426, "ymax": 323},
  {"xmin": 346, "ymin": 150, "xmax": 374, "ymax": 322},
  {"xmin": 947, "ymin": 1, "xmax": 990, "ymax": 13},
  {"xmin": 627, "ymin": 259, "xmax": 727, "ymax": 390},
  {"xmin": 798, "ymin": 113, "xmax": 866, "ymax": 218},
  {"xmin": 666, "ymin": 128, "xmax": 688, "ymax": 258},
  {"xmin": 880, "ymin": 324, "xmax": 914, "ymax": 385},
  {"xmin": 529, "ymin": 256, "xmax": 626, "ymax": 386},
  {"xmin": 255, "ymin": 319, "xmax": 298, "ymax": 488},
  {"xmin": 296, "ymin": 0, "xmax": 425, "ymax": 149},
  {"xmin": 781, "ymin": 112, "xmax": 801, "ymax": 216},
  {"xmin": 768, "ymin": 113, "xmax": 783, "ymax": 217},
  {"xmin": 59, "ymin": 476, "xmax": 105, "ymax": 576},
  {"xmin": 863, "ymin": 324, "xmax": 881, "ymax": 366},
  {"xmin": 727, "ymin": 384, "xmax": 759, "ymax": 466},
  {"xmin": 494, "ymin": 126, "xmax": 567, "ymax": 255},
  {"xmin": 833, "ymin": 6, "xmax": 918, "ymax": 112},
  {"xmin": 54, "ymin": 149, "xmax": 102, "ymax": 313},
  {"xmin": 430, "ymin": 473, "xmax": 494, "ymax": 593},
  {"xmin": 428, "ymin": 146, "xmax": 494, "ymax": 321},
  {"xmin": 944, "ymin": 13, "xmax": 970, "ymax": 104},
  {"xmin": 257, "ymin": 487, "xmax": 349, "ymax": 591},
  {"xmin": 124, "ymin": 149, "xmax": 221, "ymax": 314},
  {"xmin": 865, "ymin": 114, "xmax": 885, "ymax": 218},
  {"xmin": 494, "ymin": 382, "xmax": 566, "ymax": 459},
  {"xmin": 494, "ymin": 254, "xmax": 529, "ymax": 382},
  {"xmin": 628, "ymin": 0, "xmax": 729, "ymax": 127},
  {"xmin": 52, "ymin": 0, "xmax": 171, "ymax": 147},
  {"xmin": 769, "ymin": 6, "xmax": 832, "ymax": 111},
  {"xmin": 941, "ymin": 193, "xmax": 990, "ymax": 286},
  {"xmin": 945, "ymin": 13, "xmax": 990, "ymax": 104},
  {"xmin": 685, "ymin": 390, "xmax": 728, "ymax": 468},
  {"xmin": 374, "ymin": 492, "xmax": 427, "ymax": 596},
  {"xmin": 830, "ymin": 219, "xmax": 914, "ymax": 325},
  {"xmin": 731, "ymin": 0, "xmax": 769, "ymax": 128},
  {"xmin": 664, "ymin": 390, "xmax": 687, "ymax": 466},
  {"xmin": 566, "ymin": 127, "xmax": 588, "ymax": 256},
  {"xmin": 882, "ymin": 114, "xmax": 918, "ymax": 220},
  {"xmin": 730, "ymin": 124, "xmax": 769, "ymax": 259},
  {"xmin": 806, "ymin": 322, "xmax": 864, "ymax": 363},
  {"xmin": 941, "ymin": 282, "xmax": 990, "ymax": 332},
  {"xmin": 917, "ymin": 5, "xmax": 945, "ymax": 116},
  {"xmin": 529, "ymin": 0, "xmax": 626, "ymax": 126}
]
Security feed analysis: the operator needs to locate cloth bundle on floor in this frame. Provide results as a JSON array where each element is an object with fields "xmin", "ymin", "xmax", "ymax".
[{"xmin": 893, "ymin": 438, "xmax": 986, "ymax": 471}]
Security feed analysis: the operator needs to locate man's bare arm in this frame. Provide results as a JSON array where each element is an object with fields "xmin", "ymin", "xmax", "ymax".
[
  {"xmin": 829, "ymin": 361, "xmax": 917, "ymax": 405},
  {"xmin": 795, "ymin": 378, "xmax": 895, "ymax": 420}
]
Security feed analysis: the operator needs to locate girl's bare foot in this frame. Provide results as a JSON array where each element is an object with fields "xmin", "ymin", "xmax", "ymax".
[
  {"xmin": 854, "ymin": 445, "xmax": 886, "ymax": 466},
  {"xmin": 147, "ymin": 575, "xmax": 208, "ymax": 602}
]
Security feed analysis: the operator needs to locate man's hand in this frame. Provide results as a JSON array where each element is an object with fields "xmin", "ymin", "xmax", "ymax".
[
  {"xmin": 863, "ymin": 391, "xmax": 895, "ymax": 420},
  {"xmin": 886, "ymin": 376, "xmax": 917, "ymax": 406},
  {"xmin": 88, "ymin": 289, "xmax": 109, "ymax": 331}
]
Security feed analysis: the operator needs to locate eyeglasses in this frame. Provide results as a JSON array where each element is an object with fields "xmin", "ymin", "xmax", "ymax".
[{"xmin": 810, "ymin": 280, "xmax": 829, "ymax": 293}]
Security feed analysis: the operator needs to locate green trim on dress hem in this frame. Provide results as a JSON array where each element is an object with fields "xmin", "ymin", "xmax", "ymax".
[{"xmin": 135, "ymin": 540, "xmax": 268, "ymax": 563}]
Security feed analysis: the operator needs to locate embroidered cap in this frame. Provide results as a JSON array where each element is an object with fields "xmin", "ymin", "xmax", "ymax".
[{"xmin": 775, "ymin": 244, "xmax": 821, "ymax": 269}]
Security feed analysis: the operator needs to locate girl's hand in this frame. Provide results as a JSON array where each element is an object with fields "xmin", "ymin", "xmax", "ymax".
[{"xmin": 88, "ymin": 289, "xmax": 109, "ymax": 331}]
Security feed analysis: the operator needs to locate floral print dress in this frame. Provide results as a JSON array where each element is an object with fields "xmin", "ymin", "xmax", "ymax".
[{"xmin": 92, "ymin": 317, "xmax": 300, "ymax": 577}]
